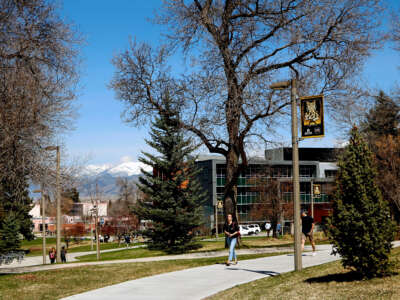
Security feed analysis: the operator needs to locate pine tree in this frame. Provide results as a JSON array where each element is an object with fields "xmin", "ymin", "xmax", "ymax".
[
  {"xmin": 362, "ymin": 91, "xmax": 400, "ymax": 138},
  {"xmin": 0, "ymin": 213, "xmax": 21, "ymax": 254},
  {"xmin": 135, "ymin": 96, "xmax": 206, "ymax": 253},
  {"xmin": 328, "ymin": 127, "xmax": 396, "ymax": 278},
  {"xmin": 361, "ymin": 91, "xmax": 400, "ymax": 221}
]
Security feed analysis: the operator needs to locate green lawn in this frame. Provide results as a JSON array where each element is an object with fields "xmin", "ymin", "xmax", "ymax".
[
  {"xmin": 21, "ymin": 233, "xmax": 328, "ymax": 261},
  {"xmin": 207, "ymin": 247, "xmax": 400, "ymax": 300},
  {"xmin": 20, "ymin": 238, "xmax": 137, "ymax": 256},
  {"xmin": 75, "ymin": 234, "xmax": 327, "ymax": 262},
  {"xmin": 76, "ymin": 246, "xmax": 165, "ymax": 262},
  {"xmin": 0, "ymin": 252, "xmax": 287, "ymax": 300},
  {"xmin": 75, "ymin": 238, "xmax": 292, "ymax": 262}
]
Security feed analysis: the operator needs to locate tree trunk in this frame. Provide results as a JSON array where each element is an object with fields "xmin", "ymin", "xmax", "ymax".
[{"xmin": 224, "ymin": 147, "xmax": 239, "ymax": 223}]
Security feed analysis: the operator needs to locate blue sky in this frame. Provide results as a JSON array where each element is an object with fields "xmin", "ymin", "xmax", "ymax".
[{"xmin": 60, "ymin": 0, "xmax": 400, "ymax": 166}]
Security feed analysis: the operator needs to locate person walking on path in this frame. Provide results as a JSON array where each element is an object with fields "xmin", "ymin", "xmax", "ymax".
[
  {"xmin": 265, "ymin": 222, "xmax": 271, "ymax": 238},
  {"xmin": 61, "ymin": 246, "xmax": 67, "ymax": 263},
  {"xmin": 223, "ymin": 214, "xmax": 239, "ymax": 266},
  {"xmin": 125, "ymin": 234, "xmax": 131, "ymax": 247},
  {"xmin": 49, "ymin": 247, "xmax": 56, "ymax": 264},
  {"xmin": 276, "ymin": 223, "xmax": 282, "ymax": 237},
  {"xmin": 301, "ymin": 211, "xmax": 316, "ymax": 256}
]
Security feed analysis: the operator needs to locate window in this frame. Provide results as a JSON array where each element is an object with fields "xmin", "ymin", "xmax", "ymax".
[
  {"xmin": 325, "ymin": 170, "xmax": 337, "ymax": 178},
  {"xmin": 299, "ymin": 166, "xmax": 315, "ymax": 177}
]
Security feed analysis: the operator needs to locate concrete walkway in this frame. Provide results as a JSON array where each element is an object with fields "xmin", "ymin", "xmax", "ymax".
[
  {"xmin": 0, "ymin": 245, "xmax": 145, "ymax": 270},
  {"xmin": 0, "ymin": 244, "xmax": 296, "ymax": 274},
  {"xmin": 62, "ymin": 246, "xmax": 338, "ymax": 300},
  {"xmin": 61, "ymin": 241, "xmax": 400, "ymax": 300}
]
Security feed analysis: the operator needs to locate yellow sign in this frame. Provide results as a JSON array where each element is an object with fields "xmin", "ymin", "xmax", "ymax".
[
  {"xmin": 313, "ymin": 184, "xmax": 321, "ymax": 197},
  {"xmin": 300, "ymin": 95, "xmax": 324, "ymax": 138}
]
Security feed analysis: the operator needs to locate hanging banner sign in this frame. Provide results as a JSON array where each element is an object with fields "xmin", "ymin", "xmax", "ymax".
[
  {"xmin": 300, "ymin": 95, "xmax": 324, "ymax": 138},
  {"xmin": 313, "ymin": 184, "xmax": 321, "ymax": 197}
]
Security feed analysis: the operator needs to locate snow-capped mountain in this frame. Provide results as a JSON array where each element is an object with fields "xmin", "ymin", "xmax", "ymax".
[
  {"xmin": 81, "ymin": 163, "xmax": 113, "ymax": 176},
  {"xmin": 107, "ymin": 161, "xmax": 151, "ymax": 177},
  {"xmin": 78, "ymin": 161, "xmax": 152, "ymax": 198},
  {"xmin": 82, "ymin": 161, "xmax": 151, "ymax": 177}
]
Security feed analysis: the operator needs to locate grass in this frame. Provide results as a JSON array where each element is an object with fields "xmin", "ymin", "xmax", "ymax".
[
  {"xmin": 20, "ymin": 238, "xmax": 138, "ymax": 257},
  {"xmin": 75, "ymin": 233, "xmax": 328, "ymax": 262},
  {"xmin": 74, "ymin": 237, "xmax": 289, "ymax": 262},
  {"xmin": 0, "ymin": 252, "xmax": 287, "ymax": 300},
  {"xmin": 206, "ymin": 247, "xmax": 400, "ymax": 300},
  {"xmin": 76, "ymin": 247, "xmax": 165, "ymax": 262}
]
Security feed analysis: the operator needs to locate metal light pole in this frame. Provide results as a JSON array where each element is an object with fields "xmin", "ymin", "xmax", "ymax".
[
  {"xmin": 90, "ymin": 206, "xmax": 100, "ymax": 260},
  {"xmin": 33, "ymin": 186, "xmax": 46, "ymax": 265},
  {"xmin": 45, "ymin": 146, "xmax": 61, "ymax": 263},
  {"xmin": 95, "ymin": 206, "xmax": 100, "ymax": 261},
  {"xmin": 90, "ymin": 214, "xmax": 94, "ymax": 251},
  {"xmin": 311, "ymin": 179, "xmax": 314, "ymax": 218},
  {"xmin": 290, "ymin": 78, "xmax": 302, "ymax": 271},
  {"xmin": 214, "ymin": 204, "xmax": 218, "ymax": 239},
  {"xmin": 270, "ymin": 78, "xmax": 302, "ymax": 271}
]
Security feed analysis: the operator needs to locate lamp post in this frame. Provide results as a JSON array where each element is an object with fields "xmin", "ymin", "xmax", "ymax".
[
  {"xmin": 45, "ymin": 146, "xmax": 61, "ymax": 263},
  {"xmin": 270, "ymin": 78, "xmax": 302, "ymax": 271},
  {"xmin": 33, "ymin": 185, "xmax": 46, "ymax": 265},
  {"xmin": 311, "ymin": 179, "xmax": 314, "ymax": 218},
  {"xmin": 90, "ymin": 206, "xmax": 100, "ymax": 260}
]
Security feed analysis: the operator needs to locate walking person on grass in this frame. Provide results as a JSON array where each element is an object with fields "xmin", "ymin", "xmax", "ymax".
[{"xmin": 223, "ymin": 213, "xmax": 240, "ymax": 266}]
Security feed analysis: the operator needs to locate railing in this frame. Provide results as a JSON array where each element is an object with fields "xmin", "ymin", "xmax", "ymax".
[{"xmin": 283, "ymin": 193, "xmax": 330, "ymax": 203}]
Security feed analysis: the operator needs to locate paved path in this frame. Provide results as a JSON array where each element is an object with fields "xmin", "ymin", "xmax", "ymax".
[
  {"xmin": 62, "ymin": 241, "xmax": 400, "ymax": 300},
  {"xmin": 62, "ymin": 246, "xmax": 338, "ymax": 300},
  {"xmin": 0, "ymin": 245, "xmax": 145, "ymax": 270},
  {"xmin": 0, "ymin": 245, "xmax": 296, "ymax": 274}
]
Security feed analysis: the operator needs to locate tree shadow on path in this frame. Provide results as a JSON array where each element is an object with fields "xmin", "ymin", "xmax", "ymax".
[{"xmin": 225, "ymin": 267, "xmax": 280, "ymax": 276}]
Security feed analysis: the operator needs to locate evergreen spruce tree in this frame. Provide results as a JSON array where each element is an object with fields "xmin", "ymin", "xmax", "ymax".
[
  {"xmin": 135, "ymin": 96, "xmax": 206, "ymax": 253},
  {"xmin": 362, "ymin": 91, "xmax": 400, "ymax": 138},
  {"xmin": 328, "ymin": 127, "xmax": 396, "ymax": 278},
  {"xmin": 0, "ymin": 171, "xmax": 33, "ymax": 242},
  {"xmin": 0, "ymin": 213, "xmax": 21, "ymax": 255}
]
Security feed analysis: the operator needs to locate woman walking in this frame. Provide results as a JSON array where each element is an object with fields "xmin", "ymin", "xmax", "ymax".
[
  {"xmin": 223, "ymin": 213, "xmax": 239, "ymax": 266},
  {"xmin": 49, "ymin": 247, "xmax": 56, "ymax": 264}
]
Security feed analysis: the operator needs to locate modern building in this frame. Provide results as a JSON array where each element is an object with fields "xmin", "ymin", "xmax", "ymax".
[{"xmin": 196, "ymin": 147, "xmax": 340, "ymax": 231}]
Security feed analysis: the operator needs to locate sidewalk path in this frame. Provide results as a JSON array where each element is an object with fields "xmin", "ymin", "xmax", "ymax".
[
  {"xmin": 0, "ymin": 245, "xmax": 145, "ymax": 270},
  {"xmin": 62, "ymin": 241, "xmax": 400, "ymax": 300},
  {"xmin": 0, "ymin": 244, "xmax": 297, "ymax": 274}
]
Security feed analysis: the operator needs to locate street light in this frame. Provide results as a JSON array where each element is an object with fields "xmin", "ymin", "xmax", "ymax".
[
  {"xmin": 90, "ymin": 206, "xmax": 100, "ymax": 261},
  {"xmin": 270, "ymin": 78, "xmax": 302, "ymax": 271},
  {"xmin": 33, "ymin": 185, "xmax": 46, "ymax": 265},
  {"xmin": 45, "ymin": 146, "xmax": 61, "ymax": 263}
]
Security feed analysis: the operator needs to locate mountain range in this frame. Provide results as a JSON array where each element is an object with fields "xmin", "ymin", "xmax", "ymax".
[{"xmin": 78, "ymin": 161, "xmax": 152, "ymax": 199}]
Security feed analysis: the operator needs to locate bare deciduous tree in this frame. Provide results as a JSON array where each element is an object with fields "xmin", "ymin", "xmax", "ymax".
[
  {"xmin": 110, "ymin": 0, "xmax": 388, "ymax": 221},
  {"xmin": 0, "ymin": 0, "xmax": 81, "ymax": 257},
  {"xmin": 0, "ymin": 0, "xmax": 81, "ymax": 185}
]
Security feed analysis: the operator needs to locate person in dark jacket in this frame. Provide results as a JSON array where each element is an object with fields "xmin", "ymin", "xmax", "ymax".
[
  {"xmin": 61, "ymin": 246, "xmax": 67, "ymax": 263},
  {"xmin": 223, "ymin": 213, "xmax": 240, "ymax": 266}
]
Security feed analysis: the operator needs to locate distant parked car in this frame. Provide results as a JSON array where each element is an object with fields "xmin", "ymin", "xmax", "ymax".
[
  {"xmin": 248, "ymin": 224, "xmax": 261, "ymax": 234},
  {"xmin": 239, "ymin": 225, "xmax": 250, "ymax": 236},
  {"xmin": 93, "ymin": 235, "xmax": 104, "ymax": 242}
]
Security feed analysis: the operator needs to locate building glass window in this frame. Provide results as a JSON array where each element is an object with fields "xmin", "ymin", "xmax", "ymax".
[
  {"xmin": 325, "ymin": 170, "xmax": 337, "ymax": 178},
  {"xmin": 299, "ymin": 166, "xmax": 315, "ymax": 177}
]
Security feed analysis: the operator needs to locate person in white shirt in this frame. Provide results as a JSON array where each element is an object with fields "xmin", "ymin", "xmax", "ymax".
[{"xmin": 265, "ymin": 222, "xmax": 271, "ymax": 237}]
